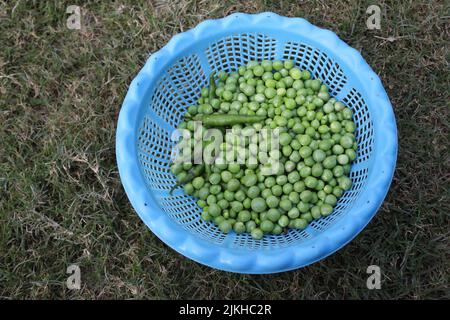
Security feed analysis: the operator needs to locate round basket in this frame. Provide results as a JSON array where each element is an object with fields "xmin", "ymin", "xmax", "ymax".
[{"xmin": 116, "ymin": 12, "xmax": 397, "ymax": 273}]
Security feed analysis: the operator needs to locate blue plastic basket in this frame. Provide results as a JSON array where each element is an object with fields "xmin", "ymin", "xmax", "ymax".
[{"xmin": 116, "ymin": 12, "xmax": 397, "ymax": 273}]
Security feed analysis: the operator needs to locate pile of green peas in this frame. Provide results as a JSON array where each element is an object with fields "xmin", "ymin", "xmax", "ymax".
[{"xmin": 171, "ymin": 60, "xmax": 358, "ymax": 240}]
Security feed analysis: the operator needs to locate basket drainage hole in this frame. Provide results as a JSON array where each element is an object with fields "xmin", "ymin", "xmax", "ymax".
[{"xmin": 144, "ymin": 203, "xmax": 147, "ymax": 206}]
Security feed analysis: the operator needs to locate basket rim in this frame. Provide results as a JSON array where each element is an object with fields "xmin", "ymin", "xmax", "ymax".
[{"xmin": 116, "ymin": 12, "xmax": 398, "ymax": 274}]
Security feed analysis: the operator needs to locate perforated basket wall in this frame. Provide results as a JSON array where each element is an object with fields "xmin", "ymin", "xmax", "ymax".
[{"xmin": 116, "ymin": 13, "xmax": 397, "ymax": 273}]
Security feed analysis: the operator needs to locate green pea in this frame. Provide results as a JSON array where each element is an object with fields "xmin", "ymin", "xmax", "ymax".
[
  {"xmin": 294, "ymin": 218, "xmax": 308, "ymax": 229},
  {"xmin": 333, "ymin": 166, "xmax": 344, "ymax": 178},
  {"xmin": 221, "ymin": 170, "xmax": 232, "ymax": 183},
  {"xmin": 305, "ymin": 176, "xmax": 318, "ymax": 189},
  {"xmin": 276, "ymin": 175, "xmax": 288, "ymax": 185},
  {"xmin": 171, "ymin": 163, "xmax": 183, "ymax": 175},
  {"xmin": 271, "ymin": 185, "xmax": 283, "ymax": 196},
  {"xmin": 333, "ymin": 186, "xmax": 344, "ymax": 198},
  {"xmin": 280, "ymin": 199, "xmax": 293, "ymax": 212},
  {"xmin": 342, "ymin": 108, "xmax": 353, "ymax": 120},
  {"xmin": 332, "ymin": 144, "xmax": 344, "ymax": 155},
  {"xmin": 323, "ymin": 156, "xmax": 337, "ymax": 169},
  {"xmin": 266, "ymin": 208, "xmax": 280, "ymax": 222},
  {"xmin": 338, "ymin": 176, "xmax": 352, "ymax": 190},
  {"xmin": 310, "ymin": 79, "xmax": 321, "ymax": 91},
  {"xmin": 260, "ymin": 220, "xmax": 274, "ymax": 233},
  {"xmin": 340, "ymin": 135, "xmax": 354, "ymax": 149},
  {"xmin": 217, "ymin": 199, "xmax": 229, "ymax": 209},
  {"xmin": 192, "ymin": 176, "xmax": 204, "ymax": 189},
  {"xmin": 301, "ymin": 70, "xmax": 311, "ymax": 80},
  {"xmin": 272, "ymin": 225, "xmax": 283, "ymax": 235},
  {"xmin": 218, "ymin": 220, "xmax": 232, "ymax": 233},
  {"xmin": 208, "ymin": 203, "xmax": 221, "ymax": 217},
  {"xmin": 283, "ymin": 60, "xmax": 294, "ymax": 69},
  {"xmin": 299, "ymin": 146, "xmax": 312, "ymax": 158},
  {"xmin": 252, "ymin": 65, "xmax": 264, "ymax": 77},
  {"xmin": 259, "ymin": 60, "xmax": 272, "ymax": 71},
  {"xmin": 312, "ymin": 149, "xmax": 326, "ymax": 162},
  {"xmin": 247, "ymin": 185, "xmax": 260, "ymax": 199},
  {"xmin": 289, "ymin": 191, "xmax": 300, "ymax": 204},
  {"xmin": 300, "ymin": 213, "xmax": 313, "ymax": 222},
  {"xmin": 279, "ymin": 132, "xmax": 292, "ymax": 146},
  {"xmin": 300, "ymin": 190, "xmax": 313, "ymax": 203},
  {"xmin": 289, "ymin": 67, "xmax": 302, "ymax": 80},
  {"xmin": 227, "ymin": 178, "xmax": 240, "ymax": 191},
  {"xmin": 319, "ymin": 139, "xmax": 333, "ymax": 151},
  {"xmin": 346, "ymin": 148, "xmax": 357, "ymax": 161},
  {"xmin": 266, "ymin": 195, "xmax": 280, "ymax": 208},
  {"xmin": 207, "ymin": 195, "xmax": 217, "ymax": 206},
  {"xmin": 285, "ymin": 160, "xmax": 296, "ymax": 172},
  {"xmin": 297, "ymin": 201, "xmax": 310, "ymax": 213},
  {"xmin": 237, "ymin": 210, "xmax": 251, "ymax": 223},
  {"xmin": 311, "ymin": 206, "xmax": 321, "ymax": 219},
  {"xmin": 293, "ymin": 79, "xmax": 304, "ymax": 90},
  {"xmin": 320, "ymin": 204, "xmax": 333, "ymax": 216},
  {"xmin": 299, "ymin": 166, "xmax": 312, "ymax": 178},
  {"xmin": 210, "ymin": 184, "xmax": 221, "ymax": 195},
  {"xmin": 282, "ymin": 183, "xmax": 293, "ymax": 195},
  {"xmin": 243, "ymin": 198, "xmax": 251, "ymax": 209},
  {"xmin": 298, "ymin": 134, "xmax": 311, "ymax": 146},
  {"xmin": 311, "ymin": 163, "xmax": 324, "ymax": 177},
  {"xmin": 183, "ymin": 183, "xmax": 194, "ymax": 195},
  {"xmin": 264, "ymin": 87, "xmax": 277, "ymax": 99},
  {"xmin": 251, "ymin": 197, "xmax": 267, "ymax": 213},
  {"xmin": 320, "ymin": 169, "xmax": 333, "ymax": 182},
  {"xmin": 334, "ymin": 101, "xmax": 345, "ymax": 111},
  {"xmin": 293, "ymin": 181, "xmax": 306, "ymax": 193},
  {"xmin": 234, "ymin": 190, "xmax": 245, "ymax": 202},
  {"xmin": 201, "ymin": 210, "xmax": 211, "ymax": 221},
  {"xmin": 251, "ymin": 228, "xmax": 264, "ymax": 240},
  {"xmin": 337, "ymin": 154, "xmax": 349, "ymax": 165},
  {"xmin": 273, "ymin": 60, "xmax": 284, "ymax": 71},
  {"xmin": 233, "ymin": 222, "xmax": 246, "ymax": 234},
  {"xmin": 246, "ymin": 220, "xmax": 257, "ymax": 232},
  {"xmin": 242, "ymin": 174, "xmax": 257, "ymax": 187},
  {"xmin": 278, "ymin": 215, "xmax": 289, "ymax": 227},
  {"xmin": 324, "ymin": 194, "xmax": 337, "ymax": 206},
  {"xmin": 198, "ymin": 187, "xmax": 209, "ymax": 200},
  {"xmin": 230, "ymin": 201, "xmax": 244, "ymax": 213},
  {"xmin": 297, "ymin": 106, "xmax": 307, "ymax": 117},
  {"xmin": 214, "ymin": 216, "xmax": 225, "ymax": 225},
  {"xmin": 287, "ymin": 171, "xmax": 300, "ymax": 184}
]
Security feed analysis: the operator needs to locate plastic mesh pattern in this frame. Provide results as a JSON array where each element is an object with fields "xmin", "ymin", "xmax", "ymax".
[
  {"xmin": 150, "ymin": 54, "xmax": 207, "ymax": 128},
  {"xmin": 137, "ymin": 116, "xmax": 174, "ymax": 191},
  {"xmin": 159, "ymin": 194, "xmax": 227, "ymax": 244},
  {"xmin": 206, "ymin": 33, "xmax": 277, "ymax": 73}
]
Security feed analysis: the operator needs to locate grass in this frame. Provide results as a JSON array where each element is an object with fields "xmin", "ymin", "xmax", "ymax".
[{"xmin": 0, "ymin": 0, "xmax": 449, "ymax": 299}]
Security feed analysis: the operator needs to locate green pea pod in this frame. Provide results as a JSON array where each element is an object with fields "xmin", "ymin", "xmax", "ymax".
[
  {"xmin": 205, "ymin": 164, "xmax": 211, "ymax": 179},
  {"xmin": 193, "ymin": 114, "xmax": 266, "ymax": 127},
  {"xmin": 208, "ymin": 71, "xmax": 216, "ymax": 102}
]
